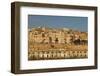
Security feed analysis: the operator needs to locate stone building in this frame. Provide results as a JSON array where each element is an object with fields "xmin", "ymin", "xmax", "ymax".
[
  {"xmin": 28, "ymin": 27, "xmax": 88, "ymax": 60},
  {"xmin": 29, "ymin": 27, "xmax": 87, "ymax": 45}
]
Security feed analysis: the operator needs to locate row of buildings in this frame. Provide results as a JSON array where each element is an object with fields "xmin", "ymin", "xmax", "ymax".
[
  {"xmin": 28, "ymin": 27, "xmax": 88, "ymax": 60},
  {"xmin": 28, "ymin": 27, "xmax": 87, "ymax": 45}
]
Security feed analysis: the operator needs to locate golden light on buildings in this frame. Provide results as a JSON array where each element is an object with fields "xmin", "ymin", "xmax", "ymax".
[{"xmin": 28, "ymin": 27, "xmax": 88, "ymax": 60}]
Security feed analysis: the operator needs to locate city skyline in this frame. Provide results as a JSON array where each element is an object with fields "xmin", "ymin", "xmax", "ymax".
[{"xmin": 28, "ymin": 15, "xmax": 88, "ymax": 32}]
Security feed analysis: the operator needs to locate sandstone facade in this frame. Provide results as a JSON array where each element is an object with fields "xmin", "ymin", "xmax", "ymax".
[
  {"xmin": 28, "ymin": 27, "xmax": 87, "ymax": 44},
  {"xmin": 28, "ymin": 27, "xmax": 88, "ymax": 60}
]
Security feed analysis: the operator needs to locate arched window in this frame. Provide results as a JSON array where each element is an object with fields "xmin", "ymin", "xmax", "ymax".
[
  {"xmin": 49, "ymin": 37, "xmax": 52, "ymax": 43},
  {"xmin": 42, "ymin": 33, "xmax": 45, "ymax": 37},
  {"xmin": 55, "ymin": 38, "xmax": 58, "ymax": 43}
]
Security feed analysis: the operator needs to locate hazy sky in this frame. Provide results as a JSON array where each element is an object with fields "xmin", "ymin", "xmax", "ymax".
[{"xmin": 28, "ymin": 15, "xmax": 88, "ymax": 32}]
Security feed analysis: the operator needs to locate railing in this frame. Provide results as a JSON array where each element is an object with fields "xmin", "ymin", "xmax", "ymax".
[{"xmin": 28, "ymin": 50, "xmax": 87, "ymax": 60}]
